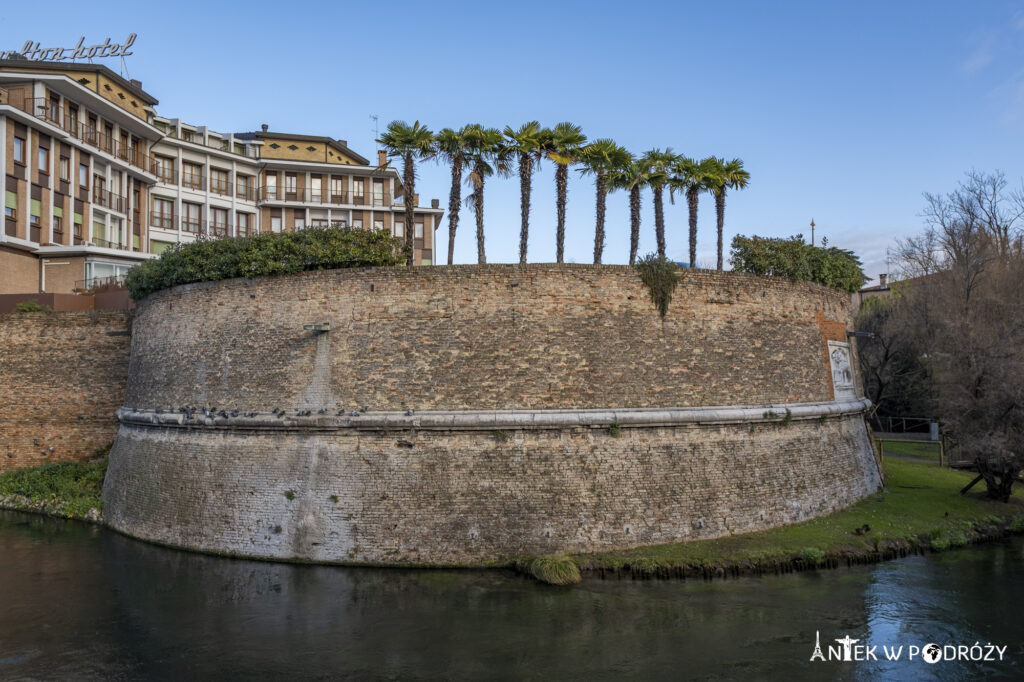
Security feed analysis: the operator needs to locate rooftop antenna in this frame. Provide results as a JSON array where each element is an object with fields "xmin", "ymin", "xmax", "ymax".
[
  {"xmin": 810, "ymin": 218, "xmax": 815, "ymax": 247},
  {"xmin": 370, "ymin": 114, "xmax": 379, "ymax": 149}
]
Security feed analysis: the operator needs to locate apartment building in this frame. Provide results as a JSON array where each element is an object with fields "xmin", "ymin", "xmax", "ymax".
[{"xmin": 0, "ymin": 59, "xmax": 442, "ymax": 296}]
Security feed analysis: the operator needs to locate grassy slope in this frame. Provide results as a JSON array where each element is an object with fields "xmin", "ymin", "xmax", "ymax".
[
  {"xmin": 575, "ymin": 457, "xmax": 1024, "ymax": 573},
  {"xmin": 876, "ymin": 439, "xmax": 941, "ymax": 460},
  {"xmin": 0, "ymin": 458, "xmax": 107, "ymax": 519}
]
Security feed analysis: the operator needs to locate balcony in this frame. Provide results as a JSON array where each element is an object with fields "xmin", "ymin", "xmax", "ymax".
[
  {"xmin": 16, "ymin": 98, "xmax": 153, "ymax": 174},
  {"xmin": 90, "ymin": 236, "xmax": 133, "ymax": 251},
  {"xmin": 92, "ymin": 187, "xmax": 128, "ymax": 213},
  {"xmin": 150, "ymin": 212, "xmax": 175, "ymax": 230},
  {"xmin": 157, "ymin": 127, "xmax": 261, "ymax": 159},
  {"xmin": 257, "ymin": 186, "xmax": 391, "ymax": 207},
  {"xmin": 74, "ymin": 274, "xmax": 127, "ymax": 293},
  {"xmin": 181, "ymin": 173, "xmax": 206, "ymax": 191}
]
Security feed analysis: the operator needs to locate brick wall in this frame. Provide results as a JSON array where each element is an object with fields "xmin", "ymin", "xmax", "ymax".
[
  {"xmin": 0, "ymin": 310, "xmax": 130, "ymax": 470},
  {"xmin": 125, "ymin": 265, "xmax": 853, "ymax": 412}
]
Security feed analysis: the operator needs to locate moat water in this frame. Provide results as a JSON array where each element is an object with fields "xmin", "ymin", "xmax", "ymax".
[{"xmin": 1, "ymin": 510, "xmax": 1022, "ymax": 680}]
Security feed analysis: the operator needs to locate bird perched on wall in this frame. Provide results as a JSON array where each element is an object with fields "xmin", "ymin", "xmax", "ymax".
[
  {"xmin": 405, "ymin": 409, "xmax": 414, "ymax": 416},
  {"xmin": 318, "ymin": 408, "xmax": 327, "ymax": 414},
  {"xmin": 230, "ymin": 408, "xmax": 239, "ymax": 418},
  {"xmin": 360, "ymin": 406, "xmax": 367, "ymax": 413}
]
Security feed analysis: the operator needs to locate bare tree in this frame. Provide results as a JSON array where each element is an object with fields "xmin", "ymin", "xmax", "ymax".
[{"xmin": 889, "ymin": 171, "xmax": 1024, "ymax": 501}]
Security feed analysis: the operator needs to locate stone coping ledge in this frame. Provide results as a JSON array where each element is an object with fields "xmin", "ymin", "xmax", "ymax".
[{"xmin": 116, "ymin": 398, "xmax": 871, "ymax": 432}]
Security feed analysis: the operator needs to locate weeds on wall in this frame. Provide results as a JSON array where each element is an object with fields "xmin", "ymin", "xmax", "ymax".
[
  {"xmin": 125, "ymin": 227, "xmax": 406, "ymax": 300},
  {"xmin": 635, "ymin": 253, "xmax": 679, "ymax": 318},
  {"xmin": 13, "ymin": 300, "xmax": 51, "ymax": 312}
]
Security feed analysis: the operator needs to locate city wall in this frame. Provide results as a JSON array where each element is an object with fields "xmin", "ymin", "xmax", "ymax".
[
  {"xmin": 103, "ymin": 265, "xmax": 881, "ymax": 564},
  {"xmin": 0, "ymin": 310, "xmax": 131, "ymax": 469}
]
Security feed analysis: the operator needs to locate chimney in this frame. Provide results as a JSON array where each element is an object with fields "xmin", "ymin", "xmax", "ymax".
[
  {"xmin": 129, "ymin": 79, "xmax": 142, "ymax": 89},
  {"xmin": 377, "ymin": 150, "xmax": 387, "ymax": 166},
  {"xmin": 261, "ymin": 123, "xmax": 269, "ymax": 133},
  {"xmin": 431, "ymin": 198, "xmax": 439, "ymax": 209},
  {"xmin": 413, "ymin": 193, "xmax": 419, "ymax": 206},
  {"xmin": 338, "ymin": 139, "xmax": 347, "ymax": 146},
  {"xmin": 879, "ymin": 273, "xmax": 888, "ymax": 287}
]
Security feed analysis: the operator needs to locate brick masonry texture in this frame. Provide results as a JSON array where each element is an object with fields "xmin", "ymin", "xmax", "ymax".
[
  {"xmin": 0, "ymin": 311, "xmax": 131, "ymax": 471},
  {"xmin": 124, "ymin": 265, "xmax": 853, "ymax": 412},
  {"xmin": 103, "ymin": 265, "xmax": 880, "ymax": 564}
]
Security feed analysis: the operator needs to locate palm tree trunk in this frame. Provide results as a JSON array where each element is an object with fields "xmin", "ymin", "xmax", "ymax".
[
  {"xmin": 519, "ymin": 153, "xmax": 532, "ymax": 264},
  {"xmin": 594, "ymin": 172, "xmax": 607, "ymax": 264},
  {"xmin": 687, "ymin": 187, "xmax": 698, "ymax": 268},
  {"xmin": 403, "ymin": 152, "xmax": 416, "ymax": 266},
  {"xmin": 556, "ymin": 164, "xmax": 568, "ymax": 263},
  {"xmin": 715, "ymin": 188, "xmax": 726, "ymax": 271},
  {"xmin": 446, "ymin": 157, "xmax": 463, "ymax": 266},
  {"xmin": 629, "ymin": 185, "xmax": 641, "ymax": 265},
  {"xmin": 475, "ymin": 160, "xmax": 486, "ymax": 264},
  {"xmin": 653, "ymin": 186, "xmax": 665, "ymax": 258}
]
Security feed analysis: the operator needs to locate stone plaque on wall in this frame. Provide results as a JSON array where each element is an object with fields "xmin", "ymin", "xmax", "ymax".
[{"xmin": 827, "ymin": 340, "xmax": 856, "ymax": 400}]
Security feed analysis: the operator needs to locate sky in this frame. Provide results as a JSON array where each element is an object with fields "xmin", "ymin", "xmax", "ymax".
[{"xmin": 5, "ymin": 0, "xmax": 1024, "ymax": 282}]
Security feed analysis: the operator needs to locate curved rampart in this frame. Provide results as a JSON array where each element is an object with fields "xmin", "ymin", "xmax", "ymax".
[{"xmin": 103, "ymin": 265, "xmax": 881, "ymax": 564}]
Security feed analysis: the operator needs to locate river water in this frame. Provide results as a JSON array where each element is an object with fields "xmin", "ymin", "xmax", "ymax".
[{"xmin": 0, "ymin": 510, "xmax": 1021, "ymax": 680}]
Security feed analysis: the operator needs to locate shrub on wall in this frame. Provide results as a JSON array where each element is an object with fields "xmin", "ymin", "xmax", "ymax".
[
  {"xmin": 13, "ymin": 300, "xmax": 52, "ymax": 312},
  {"xmin": 126, "ymin": 227, "xmax": 407, "ymax": 300},
  {"xmin": 635, "ymin": 253, "xmax": 680, "ymax": 318},
  {"xmin": 729, "ymin": 234, "xmax": 867, "ymax": 293}
]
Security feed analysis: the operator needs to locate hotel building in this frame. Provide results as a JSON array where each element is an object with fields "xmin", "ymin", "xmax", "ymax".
[{"xmin": 0, "ymin": 59, "xmax": 442, "ymax": 297}]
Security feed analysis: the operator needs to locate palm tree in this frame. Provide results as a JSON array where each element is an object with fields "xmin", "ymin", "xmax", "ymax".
[
  {"xmin": 503, "ymin": 121, "xmax": 549, "ymax": 264},
  {"xmin": 461, "ymin": 124, "xmax": 507, "ymax": 264},
  {"xmin": 546, "ymin": 122, "xmax": 587, "ymax": 263},
  {"xmin": 377, "ymin": 120, "xmax": 434, "ymax": 265},
  {"xmin": 641, "ymin": 149, "xmax": 678, "ymax": 258},
  {"xmin": 434, "ymin": 126, "xmax": 472, "ymax": 265},
  {"xmin": 580, "ymin": 139, "xmax": 631, "ymax": 264},
  {"xmin": 672, "ymin": 156, "xmax": 720, "ymax": 268},
  {"xmin": 609, "ymin": 155, "xmax": 651, "ymax": 265},
  {"xmin": 710, "ymin": 158, "xmax": 750, "ymax": 270}
]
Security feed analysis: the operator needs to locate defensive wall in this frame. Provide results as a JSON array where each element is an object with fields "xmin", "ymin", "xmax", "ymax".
[
  {"xmin": 0, "ymin": 310, "xmax": 131, "ymax": 470},
  {"xmin": 102, "ymin": 265, "xmax": 881, "ymax": 564}
]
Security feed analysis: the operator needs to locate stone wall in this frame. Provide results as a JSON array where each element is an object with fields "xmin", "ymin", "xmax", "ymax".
[
  {"xmin": 104, "ymin": 265, "xmax": 880, "ymax": 564},
  {"xmin": 0, "ymin": 311, "xmax": 131, "ymax": 470},
  {"xmin": 124, "ymin": 265, "xmax": 853, "ymax": 412}
]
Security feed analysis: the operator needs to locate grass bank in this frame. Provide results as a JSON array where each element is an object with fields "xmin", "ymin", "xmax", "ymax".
[
  {"xmin": 0, "ymin": 456, "xmax": 107, "ymax": 522},
  {"xmin": 572, "ymin": 457, "xmax": 1024, "ymax": 581},
  {"xmin": 875, "ymin": 438, "xmax": 941, "ymax": 460}
]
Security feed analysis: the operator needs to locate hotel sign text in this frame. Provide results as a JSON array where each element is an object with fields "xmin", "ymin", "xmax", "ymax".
[{"xmin": 1, "ymin": 34, "xmax": 137, "ymax": 62}]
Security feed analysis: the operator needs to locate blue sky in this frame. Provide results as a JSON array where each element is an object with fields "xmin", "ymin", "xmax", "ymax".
[{"xmin": 5, "ymin": 0, "xmax": 1024, "ymax": 280}]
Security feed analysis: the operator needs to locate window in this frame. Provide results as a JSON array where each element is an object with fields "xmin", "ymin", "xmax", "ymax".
[
  {"xmin": 211, "ymin": 207, "xmax": 228, "ymax": 237},
  {"xmin": 285, "ymin": 173, "xmax": 297, "ymax": 196},
  {"xmin": 265, "ymin": 174, "xmax": 277, "ymax": 199},
  {"xmin": 373, "ymin": 220, "xmax": 384, "ymax": 232},
  {"xmin": 13, "ymin": 137, "xmax": 25, "ymax": 164},
  {"xmin": 181, "ymin": 130, "xmax": 194, "ymax": 143},
  {"xmin": 372, "ymin": 181, "xmax": 384, "ymax": 206},
  {"xmin": 352, "ymin": 178, "xmax": 364, "ymax": 199},
  {"xmin": 60, "ymin": 157, "xmax": 70, "ymax": 182},
  {"xmin": 74, "ymin": 217, "xmax": 83, "ymax": 242},
  {"xmin": 311, "ymin": 177, "xmax": 322, "ymax": 203},
  {"xmin": 310, "ymin": 218, "xmax": 329, "ymax": 229},
  {"xmin": 236, "ymin": 174, "xmax": 252, "ymax": 200},
  {"xmin": 4, "ymin": 189, "xmax": 15, "ymax": 221},
  {"xmin": 38, "ymin": 147, "xmax": 49, "ymax": 173},
  {"xmin": 352, "ymin": 218, "xmax": 363, "ymax": 229},
  {"xmin": 153, "ymin": 156, "xmax": 174, "ymax": 183},
  {"xmin": 294, "ymin": 214, "xmax": 305, "ymax": 230},
  {"xmin": 330, "ymin": 176, "xmax": 344, "ymax": 202},
  {"xmin": 182, "ymin": 162, "xmax": 202, "ymax": 189},
  {"xmin": 415, "ymin": 222, "xmax": 424, "ymax": 239},
  {"xmin": 53, "ymin": 215, "xmax": 63, "ymax": 237},
  {"xmin": 152, "ymin": 198, "xmax": 174, "ymax": 229},
  {"xmin": 182, "ymin": 202, "xmax": 201, "ymax": 233},
  {"xmin": 270, "ymin": 216, "xmax": 282, "ymax": 232},
  {"xmin": 237, "ymin": 212, "xmax": 252, "ymax": 237},
  {"xmin": 395, "ymin": 222, "xmax": 404, "ymax": 238},
  {"xmin": 48, "ymin": 95, "xmax": 60, "ymax": 124},
  {"xmin": 79, "ymin": 163, "xmax": 88, "ymax": 188},
  {"xmin": 211, "ymin": 168, "xmax": 229, "ymax": 195}
]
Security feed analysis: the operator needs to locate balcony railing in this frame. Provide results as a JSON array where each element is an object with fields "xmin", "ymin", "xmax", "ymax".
[
  {"xmin": 150, "ymin": 212, "xmax": 174, "ymax": 230},
  {"xmin": 236, "ymin": 184, "xmax": 256, "ymax": 201},
  {"xmin": 157, "ymin": 127, "xmax": 261, "ymax": 158},
  {"xmin": 74, "ymin": 274, "xmax": 127, "ymax": 293},
  {"xmin": 16, "ymin": 98, "xmax": 152, "ymax": 174},
  {"xmin": 181, "ymin": 173, "xmax": 206, "ymax": 191},
  {"xmin": 257, "ymin": 186, "xmax": 391, "ymax": 207},
  {"xmin": 91, "ymin": 187, "xmax": 127, "ymax": 213},
  {"xmin": 90, "ymin": 237, "xmax": 132, "ymax": 251},
  {"xmin": 210, "ymin": 179, "xmax": 231, "ymax": 196}
]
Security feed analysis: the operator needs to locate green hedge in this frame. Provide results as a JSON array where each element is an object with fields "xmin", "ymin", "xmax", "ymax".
[
  {"xmin": 729, "ymin": 234, "xmax": 868, "ymax": 293},
  {"xmin": 126, "ymin": 227, "xmax": 407, "ymax": 300}
]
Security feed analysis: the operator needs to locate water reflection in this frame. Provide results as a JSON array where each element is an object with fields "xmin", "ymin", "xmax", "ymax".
[{"xmin": 1, "ymin": 511, "xmax": 1021, "ymax": 680}]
